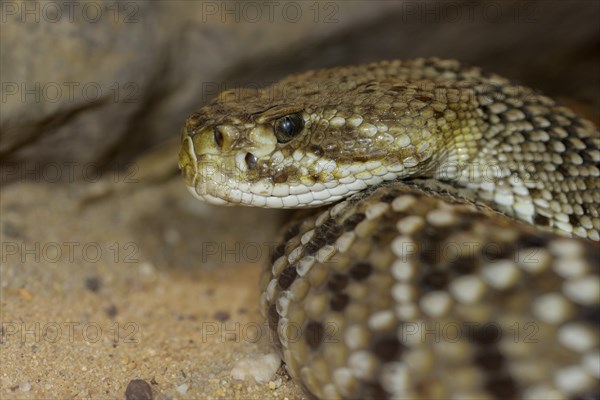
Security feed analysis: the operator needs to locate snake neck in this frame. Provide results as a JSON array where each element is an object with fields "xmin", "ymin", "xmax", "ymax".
[{"xmin": 426, "ymin": 85, "xmax": 599, "ymax": 239}]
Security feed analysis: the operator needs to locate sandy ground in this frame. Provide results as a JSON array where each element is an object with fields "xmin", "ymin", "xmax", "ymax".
[{"xmin": 0, "ymin": 142, "xmax": 307, "ymax": 399}]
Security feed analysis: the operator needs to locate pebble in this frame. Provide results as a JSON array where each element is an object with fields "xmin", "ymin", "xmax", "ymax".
[
  {"xmin": 105, "ymin": 304, "xmax": 118, "ymax": 318},
  {"xmin": 214, "ymin": 310, "xmax": 230, "ymax": 322},
  {"xmin": 176, "ymin": 384, "xmax": 189, "ymax": 394},
  {"xmin": 85, "ymin": 276, "xmax": 101, "ymax": 292},
  {"xmin": 231, "ymin": 353, "xmax": 281, "ymax": 384},
  {"xmin": 268, "ymin": 378, "xmax": 283, "ymax": 390},
  {"xmin": 125, "ymin": 379, "xmax": 153, "ymax": 400}
]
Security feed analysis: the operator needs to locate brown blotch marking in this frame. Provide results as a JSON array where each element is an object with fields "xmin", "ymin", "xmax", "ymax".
[
  {"xmin": 556, "ymin": 163, "xmax": 570, "ymax": 176},
  {"xmin": 360, "ymin": 382, "xmax": 389, "ymax": 400},
  {"xmin": 267, "ymin": 303, "xmax": 279, "ymax": 331},
  {"xmin": 271, "ymin": 243, "xmax": 285, "ymax": 263},
  {"xmin": 448, "ymin": 255, "xmax": 478, "ymax": 275},
  {"xmin": 533, "ymin": 213, "xmax": 550, "ymax": 226},
  {"xmin": 305, "ymin": 321, "xmax": 325, "ymax": 349},
  {"xmin": 418, "ymin": 227, "xmax": 448, "ymax": 266},
  {"xmin": 475, "ymin": 348, "xmax": 505, "ymax": 371},
  {"xmin": 482, "ymin": 242, "xmax": 515, "ymax": 262},
  {"xmin": 380, "ymin": 194, "xmax": 397, "ymax": 203},
  {"xmin": 378, "ymin": 189, "xmax": 400, "ymax": 203},
  {"xmin": 420, "ymin": 226, "xmax": 455, "ymax": 265},
  {"xmin": 420, "ymin": 270, "xmax": 449, "ymax": 291},
  {"xmin": 330, "ymin": 292, "xmax": 350, "ymax": 312},
  {"xmin": 310, "ymin": 145, "xmax": 324, "ymax": 157},
  {"xmin": 568, "ymin": 214, "xmax": 579, "ymax": 227},
  {"xmin": 278, "ymin": 265, "xmax": 298, "ymax": 289},
  {"xmin": 304, "ymin": 237, "xmax": 325, "ymax": 255},
  {"xmin": 581, "ymin": 150, "xmax": 596, "ymax": 165},
  {"xmin": 343, "ymin": 213, "xmax": 366, "ymax": 231},
  {"xmin": 564, "ymin": 124, "xmax": 581, "ymax": 139},
  {"xmin": 314, "ymin": 218, "xmax": 343, "ymax": 245},
  {"xmin": 349, "ymin": 261, "xmax": 373, "ymax": 281},
  {"xmin": 372, "ymin": 335, "xmax": 403, "ymax": 362},
  {"xmin": 284, "ymin": 224, "xmax": 300, "ymax": 241},
  {"xmin": 484, "ymin": 374, "xmax": 518, "ymax": 399},
  {"xmin": 588, "ymin": 251, "xmax": 600, "ymax": 273},
  {"xmin": 470, "ymin": 324, "xmax": 503, "ymax": 346},
  {"xmin": 373, "ymin": 214, "xmax": 400, "ymax": 242},
  {"xmin": 267, "ymin": 304, "xmax": 282, "ymax": 351},
  {"xmin": 454, "ymin": 215, "xmax": 477, "ymax": 230},
  {"xmin": 528, "ymin": 188, "xmax": 541, "ymax": 199},
  {"xmin": 273, "ymin": 169, "xmax": 289, "ymax": 184},
  {"xmin": 579, "ymin": 305, "xmax": 600, "ymax": 326},
  {"xmin": 519, "ymin": 233, "xmax": 548, "ymax": 248},
  {"xmin": 327, "ymin": 273, "xmax": 349, "ymax": 292}
]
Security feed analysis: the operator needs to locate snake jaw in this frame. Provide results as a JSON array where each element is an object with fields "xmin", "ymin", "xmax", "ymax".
[{"xmin": 186, "ymin": 186, "xmax": 231, "ymax": 206}]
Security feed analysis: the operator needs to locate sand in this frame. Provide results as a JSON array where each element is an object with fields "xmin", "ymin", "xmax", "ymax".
[{"xmin": 0, "ymin": 142, "xmax": 307, "ymax": 399}]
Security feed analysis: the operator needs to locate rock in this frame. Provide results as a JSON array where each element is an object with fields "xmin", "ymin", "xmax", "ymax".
[
  {"xmin": 84, "ymin": 276, "xmax": 101, "ymax": 292},
  {"xmin": 0, "ymin": 1, "xmax": 397, "ymax": 169},
  {"xmin": 175, "ymin": 384, "xmax": 188, "ymax": 395},
  {"xmin": 231, "ymin": 353, "xmax": 281, "ymax": 384},
  {"xmin": 1, "ymin": 0, "xmax": 161, "ymax": 166},
  {"xmin": 3, "ymin": 1, "xmax": 596, "ymax": 172},
  {"xmin": 125, "ymin": 379, "xmax": 153, "ymax": 400}
]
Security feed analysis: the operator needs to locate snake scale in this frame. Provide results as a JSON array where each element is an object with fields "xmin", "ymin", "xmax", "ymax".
[{"xmin": 178, "ymin": 58, "xmax": 599, "ymax": 399}]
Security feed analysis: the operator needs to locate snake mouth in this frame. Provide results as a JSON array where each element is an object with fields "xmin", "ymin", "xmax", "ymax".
[
  {"xmin": 179, "ymin": 123, "xmax": 403, "ymax": 208},
  {"xmin": 179, "ymin": 140, "xmax": 382, "ymax": 208},
  {"xmin": 181, "ymin": 159, "xmax": 362, "ymax": 208},
  {"xmin": 181, "ymin": 160, "xmax": 400, "ymax": 208}
]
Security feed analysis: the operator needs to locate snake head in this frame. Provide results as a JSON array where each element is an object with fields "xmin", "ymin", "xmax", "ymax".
[{"xmin": 179, "ymin": 73, "xmax": 457, "ymax": 208}]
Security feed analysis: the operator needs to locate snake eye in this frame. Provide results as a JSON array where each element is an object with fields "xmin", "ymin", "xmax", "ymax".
[{"xmin": 274, "ymin": 113, "xmax": 304, "ymax": 143}]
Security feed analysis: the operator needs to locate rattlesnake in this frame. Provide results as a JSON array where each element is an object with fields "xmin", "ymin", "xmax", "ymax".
[{"xmin": 178, "ymin": 58, "xmax": 599, "ymax": 399}]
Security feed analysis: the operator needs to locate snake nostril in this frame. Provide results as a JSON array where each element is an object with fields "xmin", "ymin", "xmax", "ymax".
[
  {"xmin": 245, "ymin": 153, "xmax": 258, "ymax": 169},
  {"xmin": 213, "ymin": 127, "xmax": 224, "ymax": 148}
]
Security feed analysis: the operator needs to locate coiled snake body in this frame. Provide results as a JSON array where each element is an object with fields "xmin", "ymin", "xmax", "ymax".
[{"xmin": 179, "ymin": 59, "xmax": 599, "ymax": 399}]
